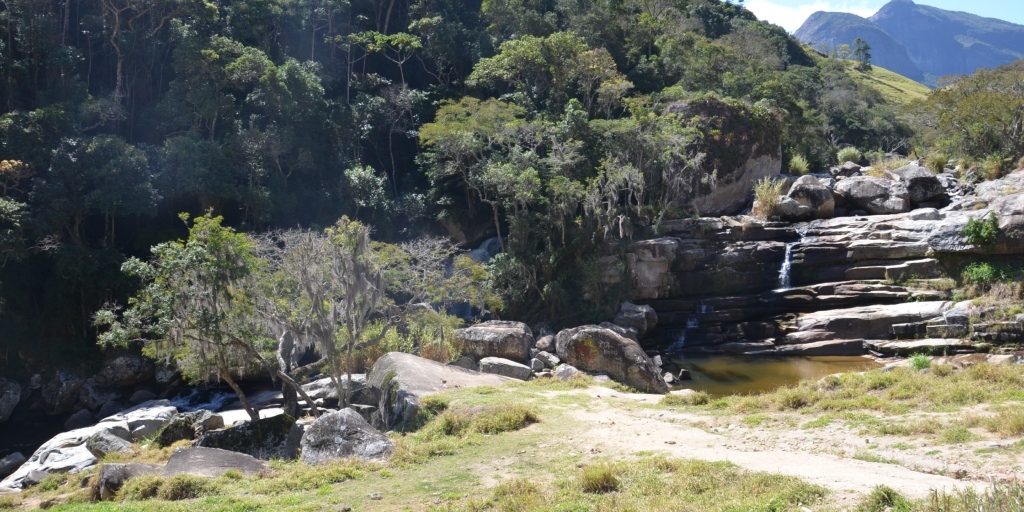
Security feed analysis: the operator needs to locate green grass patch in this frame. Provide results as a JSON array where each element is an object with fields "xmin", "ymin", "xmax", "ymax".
[
  {"xmin": 801, "ymin": 415, "xmax": 834, "ymax": 430},
  {"xmin": 940, "ymin": 424, "xmax": 977, "ymax": 444},
  {"xmin": 853, "ymin": 450, "xmax": 900, "ymax": 465},
  {"xmin": 660, "ymin": 390, "xmax": 711, "ymax": 407},
  {"xmin": 858, "ymin": 485, "xmax": 913, "ymax": 512},
  {"xmin": 393, "ymin": 403, "xmax": 540, "ymax": 464}
]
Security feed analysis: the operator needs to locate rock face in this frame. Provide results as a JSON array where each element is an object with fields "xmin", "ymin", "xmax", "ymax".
[
  {"xmin": 161, "ymin": 447, "xmax": 267, "ymax": 478},
  {"xmin": 834, "ymin": 177, "xmax": 910, "ymax": 214},
  {"xmin": 478, "ymin": 357, "xmax": 533, "ymax": 380},
  {"xmin": 156, "ymin": 410, "xmax": 225, "ymax": 447},
  {"xmin": 787, "ymin": 175, "xmax": 835, "ymax": 219},
  {"xmin": 64, "ymin": 409, "xmax": 96, "ymax": 430},
  {"xmin": 794, "ymin": 302, "xmax": 952, "ymax": 341},
  {"xmin": 614, "ymin": 302, "xmax": 659, "ymax": 339},
  {"xmin": 42, "ymin": 371, "xmax": 87, "ymax": 415},
  {"xmin": 196, "ymin": 414, "xmax": 300, "ymax": 460},
  {"xmin": 301, "ymin": 375, "xmax": 370, "ymax": 407},
  {"xmin": 85, "ymin": 430, "xmax": 133, "ymax": 458},
  {"xmin": 455, "ymin": 321, "xmax": 534, "ymax": 363},
  {"xmin": 98, "ymin": 354, "xmax": 155, "ymax": 388},
  {"xmin": 104, "ymin": 400, "xmax": 178, "ymax": 441},
  {"xmin": 555, "ymin": 326, "xmax": 668, "ymax": 394},
  {"xmin": 0, "ymin": 378, "xmax": 20, "ymax": 423},
  {"xmin": 366, "ymin": 352, "xmax": 512, "ymax": 431},
  {"xmin": 300, "ymin": 408, "xmax": 393, "ymax": 464},
  {"xmin": 0, "ymin": 453, "xmax": 25, "ymax": 480}
]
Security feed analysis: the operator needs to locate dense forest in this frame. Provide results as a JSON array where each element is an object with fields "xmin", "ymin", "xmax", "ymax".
[{"xmin": 0, "ymin": 0, "xmax": 988, "ymax": 377}]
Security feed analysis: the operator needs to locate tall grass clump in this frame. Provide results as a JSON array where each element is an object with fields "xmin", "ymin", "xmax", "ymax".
[
  {"xmin": 661, "ymin": 390, "xmax": 711, "ymax": 407},
  {"xmin": 837, "ymin": 147, "xmax": 862, "ymax": 164},
  {"xmin": 909, "ymin": 353, "xmax": 931, "ymax": 371},
  {"xmin": 753, "ymin": 178, "xmax": 786, "ymax": 220},
  {"xmin": 858, "ymin": 485, "xmax": 913, "ymax": 512},
  {"xmin": 924, "ymin": 482, "xmax": 1024, "ymax": 511},
  {"xmin": 788, "ymin": 154, "xmax": 810, "ymax": 176},
  {"xmin": 926, "ymin": 153, "xmax": 949, "ymax": 174},
  {"xmin": 393, "ymin": 403, "xmax": 540, "ymax": 464},
  {"xmin": 579, "ymin": 464, "xmax": 620, "ymax": 493}
]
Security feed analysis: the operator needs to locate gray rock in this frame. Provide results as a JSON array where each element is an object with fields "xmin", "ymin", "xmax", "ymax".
[
  {"xmin": 96, "ymin": 463, "xmax": 162, "ymax": 500},
  {"xmin": 161, "ymin": 447, "xmax": 267, "ymax": 478},
  {"xmin": 832, "ymin": 161, "xmax": 862, "ymax": 177},
  {"xmin": 597, "ymin": 322, "xmax": 639, "ymax": 343},
  {"xmin": 42, "ymin": 371, "xmax": 86, "ymax": 415},
  {"xmin": 101, "ymin": 399, "xmax": 178, "ymax": 441},
  {"xmin": 79, "ymin": 379, "xmax": 122, "ymax": 411},
  {"xmin": 754, "ymin": 339, "xmax": 866, "ymax": 356},
  {"xmin": 0, "ymin": 425, "xmax": 105, "ymax": 488},
  {"xmin": 155, "ymin": 365, "xmax": 180, "ymax": 386},
  {"xmin": 301, "ymin": 375, "xmax": 371, "ymax": 406},
  {"xmin": 614, "ymin": 302, "xmax": 659, "ymax": 339},
  {"xmin": 479, "ymin": 357, "xmax": 533, "ymax": 381},
  {"xmin": 65, "ymin": 408, "xmax": 96, "ymax": 430},
  {"xmin": 0, "ymin": 453, "xmax": 25, "ymax": 480},
  {"xmin": 447, "ymin": 357, "xmax": 478, "ymax": 371},
  {"xmin": 530, "ymin": 358, "xmax": 545, "ymax": 372},
  {"xmin": 536, "ymin": 351, "xmax": 560, "ymax": 368},
  {"xmin": 156, "ymin": 410, "xmax": 225, "ymax": 447},
  {"xmin": 553, "ymin": 364, "xmax": 580, "ymax": 382},
  {"xmin": 300, "ymin": 408, "xmax": 393, "ymax": 464},
  {"xmin": 128, "ymin": 390, "xmax": 157, "ymax": 405},
  {"xmin": 366, "ymin": 352, "xmax": 512, "ymax": 431},
  {"xmin": 663, "ymin": 372, "xmax": 676, "ymax": 385},
  {"xmin": 773, "ymin": 195, "xmax": 813, "ymax": 221},
  {"xmin": 22, "ymin": 470, "xmax": 50, "ymax": 488},
  {"xmin": 455, "ymin": 321, "xmax": 534, "ymax": 363},
  {"xmin": 196, "ymin": 414, "xmax": 300, "ymax": 460},
  {"xmin": 0, "ymin": 378, "xmax": 21, "ymax": 423},
  {"xmin": 795, "ymin": 302, "xmax": 952, "ymax": 341},
  {"xmin": 834, "ymin": 177, "xmax": 910, "ymax": 215},
  {"xmin": 535, "ymin": 335, "xmax": 555, "ymax": 353},
  {"xmin": 86, "ymin": 430, "xmax": 133, "ymax": 458},
  {"xmin": 787, "ymin": 175, "xmax": 835, "ymax": 219},
  {"xmin": 94, "ymin": 401, "xmax": 124, "ymax": 421},
  {"xmin": 887, "ymin": 164, "xmax": 945, "ymax": 204},
  {"xmin": 555, "ymin": 326, "xmax": 668, "ymax": 394},
  {"xmin": 98, "ymin": 355, "xmax": 155, "ymax": 388},
  {"xmin": 867, "ymin": 339, "xmax": 972, "ymax": 356}
]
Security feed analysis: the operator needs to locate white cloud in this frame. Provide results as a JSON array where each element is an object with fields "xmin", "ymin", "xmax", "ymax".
[{"xmin": 744, "ymin": 0, "xmax": 879, "ymax": 33}]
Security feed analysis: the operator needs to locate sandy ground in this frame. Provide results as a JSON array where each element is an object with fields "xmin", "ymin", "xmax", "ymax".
[{"xmin": 557, "ymin": 388, "xmax": 1019, "ymax": 503}]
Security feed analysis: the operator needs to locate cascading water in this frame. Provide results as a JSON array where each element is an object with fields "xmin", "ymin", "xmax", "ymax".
[{"xmin": 776, "ymin": 226, "xmax": 811, "ymax": 292}]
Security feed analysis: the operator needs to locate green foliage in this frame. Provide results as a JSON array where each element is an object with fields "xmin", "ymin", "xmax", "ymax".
[
  {"xmin": 661, "ymin": 390, "xmax": 712, "ymax": 406},
  {"xmin": 909, "ymin": 353, "xmax": 931, "ymax": 371},
  {"xmin": 962, "ymin": 262, "xmax": 998, "ymax": 285},
  {"xmin": 579, "ymin": 464, "xmax": 620, "ymax": 493},
  {"xmin": 753, "ymin": 177, "xmax": 786, "ymax": 220},
  {"xmin": 788, "ymin": 154, "xmax": 810, "ymax": 175},
  {"xmin": 837, "ymin": 146, "xmax": 863, "ymax": 164},
  {"xmin": 962, "ymin": 213, "xmax": 1001, "ymax": 248},
  {"xmin": 927, "ymin": 153, "xmax": 949, "ymax": 173},
  {"xmin": 858, "ymin": 486, "xmax": 913, "ymax": 512}
]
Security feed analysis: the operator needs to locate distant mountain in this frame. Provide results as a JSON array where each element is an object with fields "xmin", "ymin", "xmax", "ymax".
[{"xmin": 795, "ymin": 0, "xmax": 1024, "ymax": 86}]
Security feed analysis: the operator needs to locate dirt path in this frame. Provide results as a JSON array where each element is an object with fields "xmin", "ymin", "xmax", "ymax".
[{"xmin": 562, "ymin": 388, "xmax": 998, "ymax": 503}]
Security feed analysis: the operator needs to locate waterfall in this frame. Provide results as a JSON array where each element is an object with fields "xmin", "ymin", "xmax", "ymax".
[{"xmin": 776, "ymin": 226, "xmax": 810, "ymax": 292}]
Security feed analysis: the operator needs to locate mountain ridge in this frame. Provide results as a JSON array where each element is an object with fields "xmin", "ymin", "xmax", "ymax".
[{"xmin": 795, "ymin": 0, "xmax": 1024, "ymax": 86}]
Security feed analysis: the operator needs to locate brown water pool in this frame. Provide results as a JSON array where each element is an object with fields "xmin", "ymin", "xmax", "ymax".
[{"xmin": 664, "ymin": 355, "xmax": 882, "ymax": 397}]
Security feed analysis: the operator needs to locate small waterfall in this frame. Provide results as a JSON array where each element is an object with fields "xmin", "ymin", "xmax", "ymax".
[
  {"xmin": 776, "ymin": 226, "xmax": 811, "ymax": 292},
  {"xmin": 667, "ymin": 330, "xmax": 687, "ymax": 353},
  {"xmin": 171, "ymin": 388, "xmax": 237, "ymax": 412}
]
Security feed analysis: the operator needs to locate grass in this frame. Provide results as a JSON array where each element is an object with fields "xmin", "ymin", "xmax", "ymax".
[
  {"xmin": 753, "ymin": 177, "xmax": 786, "ymax": 220},
  {"xmin": 853, "ymin": 450, "xmax": 900, "ymax": 465},
  {"xmin": 909, "ymin": 353, "xmax": 931, "ymax": 371},
  {"xmin": 392, "ymin": 403, "xmax": 540, "ymax": 465},
  {"xmin": 665, "ymin": 363, "xmax": 1024, "ymax": 415},
  {"xmin": 837, "ymin": 146, "xmax": 863, "ymax": 165},
  {"xmin": 858, "ymin": 485, "xmax": 914, "ymax": 512},
  {"xmin": 789, "ymin": 154, "xmax": 810, "ymax": 175},
  {"xmin": 579, "ymin": 463, "xmax": 619, "ymax": 493},
  {"xmin": 840, "ymin": 60, "xmax": 932, "ymax": 106},
  {"xmin": 660, "ymin": 390, "xmax": 711, "ymax": 407}
]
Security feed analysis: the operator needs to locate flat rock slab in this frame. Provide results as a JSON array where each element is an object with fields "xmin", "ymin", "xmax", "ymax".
[
  {"xmin": 867, "ymin": 339, "xmax": 972, "ymax": 356},
  {"xmin": 367, "ymin": 352, "xmax": 512, "ymax": 431},
  {"xmin": 796, "ymin": 302, "xmax": 951, "ymax": 340},
  {"xmin": 162, "ymin": 447, "xmax": 266, "ymax": 478},
  {"xmin": 755, "ymin": 339, "xmax": 866, "ymax": 356}
]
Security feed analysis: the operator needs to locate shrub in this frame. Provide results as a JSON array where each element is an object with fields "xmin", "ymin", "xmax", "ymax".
[
  {"xmin": 117, "ymin": 474, "xmax": 163, "ymax": 501},
  {"xmin": 579, "ymin": 464, "xmax": 619, "ymax": 493},
  {"xmin": 909, "ymin": 353, "xmax": 931, "ymax": 371},
  {"xmin": 858, "ymin": 485, "xmax": 913, "ymax": 512},
  {"xmin": 940, "ymin": 424, "xmax": 976, "ymax": 444},
  {"xmin": 661, "ymin": 390, "xmax": 712, "ymax": 407},
  {"xmin": 927, "ymin": 153, "xmax": 949, "ymax": 173},
  {"xmin": 156, "ymin": 474, "xmax": 219, "ymax": 501},
  {"xmin": 961, "ymin": 262, "xmax": 996, "ymax": 285},
  {"xmin": 962, "ymin": 213, "xmax": 1001, "ymax": 247},
  {"xmin": 982, "ymin": 155, "xmax": 1007, "ymax": 180},
  {"xmin": 753, "ymin": 178, "xmax": 786, "ymax": 220},
  {"xmin": 837, "ymin": 147, "xmax": 862, "ymax": 165},
  {"xmin": 788, "ymin": 155, "xmax": 810, "ymax": 176}
]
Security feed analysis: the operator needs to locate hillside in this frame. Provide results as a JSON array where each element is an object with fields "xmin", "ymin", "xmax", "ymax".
[
  {"xmin": 795, "ymin": 0, "xmax": 1024, "ymax": 85},
  {"xmin": 839, "ymin": 60, "xmax": 932, "ymax": 105}
]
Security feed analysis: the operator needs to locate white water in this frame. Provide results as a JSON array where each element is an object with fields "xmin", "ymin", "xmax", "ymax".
[
  {"xmin": 776, "ymin": 226, "xmax": 811, "ymax": 292},
  {"xmin": 170, "ymin": 388, "xmax": 237, "ymax": 412}
]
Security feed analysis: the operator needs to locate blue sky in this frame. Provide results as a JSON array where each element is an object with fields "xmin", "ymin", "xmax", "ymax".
[{"xmin": 742, "ymin": 0, "xmax": 1024, "ymax": 32}]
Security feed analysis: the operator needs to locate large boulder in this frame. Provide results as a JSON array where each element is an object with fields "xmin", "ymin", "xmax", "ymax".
[
  {"xmin": 301, "ymin": 375, "xmax": 372, "ymax": 407},
  {"xmin": 64, "ymin": 408, "xmax": 96, "ymax": 430},
  {"xmin": 455, "ymin": 321, "xmax": 534, "ymax": 363},
  {"xmin": 886, "ymin": 164, "xmax": 945, "ymax": 204},
  {"xmin": 97, "ymin": 354, "xmax": 155, "ymax": 388},
  {"xmin": 85, "ymin": 430, "xmax": 133, "ymax": 458},
  {"xmin": 0, "ymin": 453, "xmax": 25, "ymax": 480},
  {"xmin": 478, "ymin": 357, "xmax": 532, "ymax": 381},
  {"xmin": 834, "ymin": 177, "xmax": 911, "ymax": 215},
  {"xmin": 366, "ymin": 352, "xmax": 512, "ymax": 431},
  {"xmin": 554, "ymin": 326, "xmax": 669, "ymax": 394},
  {"xmin": 161, "ymin": 447, "xmax": 267, "ymax": 478},
  {"xmin": 102, "ymin": 400, "xmax": 178, "ymax": 441},
  {"xmin": 42, "ymin": 371, "xmax": 87, "ymax": 415},
  {"xmin": 300, "ymin": 408, "xmax": 393, "ymax": 464},
  {"xmin": 794, "ymin": 302, "xmax": 952, "ymax": 341},
  {"xmin": 156, "ymin": 410, "xmax": 225, "ymax": 447},
  {"xmin": 96, "ymin": 463, "xmax": 161, "ymax": 500},
  {"xmin": 0, "ymin": 427, "xmax": 108, "ymax": 489},
  {"xmin": 787, "ymin": 175, "xmax": 835, "ymax": 219},
  {"xmin": 0, "ymin": 378, "xmax": 21, "ymax": 423},
  {"xmin": 614, "ymin": 302, "xmax": 659, "ymax": 339},
  {"xmin": 196, "ymin": 414, "xmax": 301, "ymax": 460}
]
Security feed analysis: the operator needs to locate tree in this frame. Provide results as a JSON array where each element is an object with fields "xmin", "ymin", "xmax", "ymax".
[
  {"xmin": 853, "ymin": 38, "xmax": 871, "ymax": 71},
  {"xmin": 94, "ymin": 213, "xmax": 316, "ymax": 423}
]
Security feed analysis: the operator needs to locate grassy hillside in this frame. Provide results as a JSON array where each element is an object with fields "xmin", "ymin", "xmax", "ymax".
[{"xmin": 841, "ymin": 60, "xmax": 932, "ymax": 105}]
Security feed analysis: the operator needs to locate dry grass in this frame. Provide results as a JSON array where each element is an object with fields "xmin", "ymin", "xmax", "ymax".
[{"xmin": 753, "ymin": 177, "xmax": 786, "ymax": 220}]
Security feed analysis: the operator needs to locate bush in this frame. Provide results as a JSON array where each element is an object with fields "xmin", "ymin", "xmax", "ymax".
[
  {"xmin": 117, "ymin": 474, "xmax": 163, "ymax": 501},
  {"xmin": 962, "ymin": 213, "xmax": 1001, "ymax": 247},
  {"xmin": 156, "ymin": 474, "xmax": 219, "ymax": 501},
  {"xmin": 859, "ymin": 485, "xmax": 913, "ymax": 512},
  {"xmin": 909, "ymin": 353, "xmax": 931, "ymax": 371},
  {"xmin": 927, "ymin": 153, "xmax": 949, "ymax": 173},
  {"xmin": 837, "ymin": 147, "xmax": 862, "ymax": 165},
  {"xmin": 579, "ymin": 464, "xmax": 619, "ymax": 493},
  {"xmin": 753, "ymin": 178, "xmax": 786, "ymax": 220},
  {"xmin": 961, "ymin": 262, "xmax": 996, "ymax": 285},
  {"xmin": 661, "ymin": 390, "xmax": 712, "ymax": 406},
  {"xmin": 788, "ymin": 154, "xmax": 810, "ymax": 175}
]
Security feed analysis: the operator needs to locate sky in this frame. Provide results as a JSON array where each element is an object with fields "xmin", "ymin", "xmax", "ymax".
[{"xmin": 742, "ymin": 0, "xmax": 1024, "ymax": 33}]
